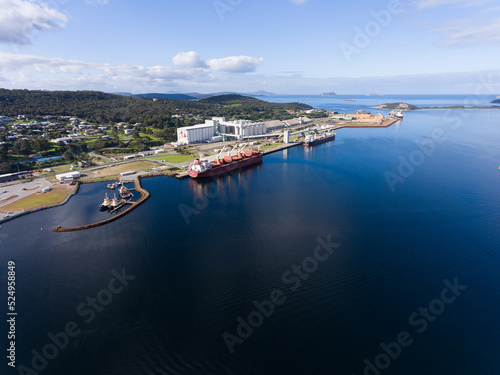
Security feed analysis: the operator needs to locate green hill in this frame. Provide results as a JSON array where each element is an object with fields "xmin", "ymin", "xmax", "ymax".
[
  {"xmin": 200, "ymin": 94, "xmax": 263, "ymax": 104},
  {"xmin": 0, "ymin": 89, "xmax": 313, "ymax": 124}
]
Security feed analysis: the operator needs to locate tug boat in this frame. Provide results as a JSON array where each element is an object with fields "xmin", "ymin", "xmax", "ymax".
[
  {"xmin": 187, "ymin": 144, "xmax": 263, "ymax": 179},
  {"xmin": 110, "ymin": 194, "xmax": 120, "ymax": 208},
  {"xmin": 99, "ymin": 193, "xmax": 112, "ymax": 210},
  {"xmin": 119, "ymin": 185, "xmax": 133, "ymax": 199}
]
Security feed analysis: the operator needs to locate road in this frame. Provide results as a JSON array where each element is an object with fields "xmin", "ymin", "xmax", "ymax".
[{"xmin": 88, "ymin": 151, "xmax": 114, "ymax": 163}]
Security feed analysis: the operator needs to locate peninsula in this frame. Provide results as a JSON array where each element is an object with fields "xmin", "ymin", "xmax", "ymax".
[{"xmin": 372, "ymin": 102, "xmax": 500, "ymax": 110}]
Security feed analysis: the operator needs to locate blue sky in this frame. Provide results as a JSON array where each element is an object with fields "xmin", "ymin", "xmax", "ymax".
[{"xmin": 0, "ymin": 0, "xmax": 499, "ymax": 94}]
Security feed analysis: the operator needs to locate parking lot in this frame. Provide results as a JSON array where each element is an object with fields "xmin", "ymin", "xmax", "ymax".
[{"xmin": 0, "ymin": 179, "xmax": 53, "ymax": 220}]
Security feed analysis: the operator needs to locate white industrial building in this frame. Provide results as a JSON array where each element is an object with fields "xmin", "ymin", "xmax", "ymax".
[
  {"xmin": 176, "ymin": 122, "xmax": 215, "ymax": 145},
  {"xmin": 56, "ymin": 171, "xmax": 81, "ymax": 181},
  {"xmin": 175, "ymin": 117, "xmax": 266, "ymax": 145},
  {"xmin": 218, "ymin": 119, "xmax": 266, "ymax": 139}
]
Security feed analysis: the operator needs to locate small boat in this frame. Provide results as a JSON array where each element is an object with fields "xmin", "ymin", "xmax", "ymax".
[
  {"xmin": 390, "ymin": 110, "xmax": 404, "ymax": 119},
  {"xmin": 99, "ymin": 193, "xmax": 112, "ymax": 210},
  {"xmin": 107, "ymin": 183, "xmax": 117, "ymax": 189},
  {"xmin": 119, "ymin": 185, "xmax": 133, "ymax": 199}
]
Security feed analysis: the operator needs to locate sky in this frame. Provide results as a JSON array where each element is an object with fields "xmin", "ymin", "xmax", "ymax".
[{"xmin": 0, "ymin": 0, "xmax": 499, "ymax": 94}]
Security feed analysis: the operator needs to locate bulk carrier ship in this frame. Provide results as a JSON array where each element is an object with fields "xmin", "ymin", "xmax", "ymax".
[
  {"xmin": 187, "ymin": 144, "xmax": 263, "ymax": 179},
  {"xmin": 303, "ymin": 131, "xmax": 336, "ymax": 146}
]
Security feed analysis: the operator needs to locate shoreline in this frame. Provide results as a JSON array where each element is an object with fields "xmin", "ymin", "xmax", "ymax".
[{"xmin": 1, "ymin": 118, "xmax": 400, "ymax": 227}]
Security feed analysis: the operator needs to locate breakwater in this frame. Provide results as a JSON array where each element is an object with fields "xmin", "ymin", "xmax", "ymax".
[
  {"xmin": 334, "ymin": 118, "xmax": 398, "ymax": 129},
  {"xmin": 52, "ymin": 177, "xmax": 150, "ymax": 232}
]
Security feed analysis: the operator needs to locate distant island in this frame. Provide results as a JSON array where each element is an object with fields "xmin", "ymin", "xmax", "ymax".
[
  {"xmin": 491, "ymin": 98, "xmax": 500, "ymax": 104},
  {"xmin": 320, "ymin": 92, "xmax": 337, "ymax": 97},
  {"xmin": 372, "ymin": 102, "xmax": 500, "ymax": 111},
  {"xmin": 372, "ymin": 102, "xmax": 418, "ymax": 110},
  {"xmin": 366, "ymin": 93, "xmax": 383, "ymax": 96}
]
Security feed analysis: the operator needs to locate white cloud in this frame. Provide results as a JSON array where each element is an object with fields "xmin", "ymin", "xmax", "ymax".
[
  {"xmin": 427, "ymin": 6, "xmax": 500, "ymax": 46},
  {"xmin": 416, "ymin": 0, "xmax": 492, "ymax": 9},
  {"xmin": 430, "ymin": 17, "xmax": 500, "ymax": 46},
  {"xmin": 0, "ymin": 51, "xmax": 264, "ymax": 91},
  {"xmin": 207, "ymin": 56, "xmax": 263, "ymax": 73},
  {"xmin": 290, "ymin": 0, "xmax": 310, "ymax": 4},
  {"xmin": 173, "ymin": 52, "xmax": 263, "ymax": 73},
  {"xmin": 0, "ymin": 0, "xmax": 68, "ymax": 45},
  {"xmin": 85, "ymin": 0, "xmax": 109, "ymax": 4},
  {"xmin": 172, "ymin": 51, "xmax": 207, "ymax": 68}
]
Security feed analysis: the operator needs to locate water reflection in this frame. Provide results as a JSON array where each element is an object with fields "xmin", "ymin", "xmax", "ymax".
[
  {"xmin": 187, "ymin": 162, "xmax": 263, "ymax": 202},
  {"xmin": 303, "ymin": 140, "xmax": 335, "ymax": 161}
]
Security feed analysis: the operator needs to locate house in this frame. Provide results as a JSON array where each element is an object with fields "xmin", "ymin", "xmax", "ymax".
[
  {"xmin": 50, "ymin": 137, "xmax": 75, "ymax": 144},
  {"xmin": 124, "ymin": 129, "xmax": 135, "ymax": 135}
]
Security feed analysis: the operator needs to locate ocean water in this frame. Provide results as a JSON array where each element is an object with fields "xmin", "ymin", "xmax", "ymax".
[{"xmin": 1, "ymin": 96, "xmax": 500, "ymax": 374}]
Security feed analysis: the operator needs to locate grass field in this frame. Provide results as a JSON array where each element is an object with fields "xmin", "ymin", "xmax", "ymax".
[
  {"xmin": 147, "ymin": 154, "xmax": 194, "ymax": 163},
  {"xmin": 50, "ymin": 165, "xmax": 74, "ymax": 174},
  {"xmin": 139, "ymin": 132, "xmax": 162, "ymax": 142},
  {"xmin": 82, "ymin": 161, "xmax": 158, "ymax": 179},
  {"xmin": 0, "ymin": 184, "xmax": 76, "ymax": 213}
]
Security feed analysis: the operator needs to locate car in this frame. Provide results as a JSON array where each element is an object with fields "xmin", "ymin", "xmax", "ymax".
[
  {"xmin": 2, "ymin": 190, "xmax": 7, "ymax": 193},
  {"xmin": 21, "ymin": 187, "xmax": 27, "ymax": 190}
]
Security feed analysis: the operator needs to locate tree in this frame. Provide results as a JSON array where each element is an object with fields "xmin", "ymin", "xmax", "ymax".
[
  {"xmin": 63, "ymin": 150, "xmax": 73, "ymax": 160},
  {"xmin": 0, "ymin": 162, "xmax": 11, "ymax": 174}
]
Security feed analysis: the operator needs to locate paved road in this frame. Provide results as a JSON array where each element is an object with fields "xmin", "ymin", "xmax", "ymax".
[{"xmin": 89, "ymin": 151, "xmax": 114, "ymax": 163}]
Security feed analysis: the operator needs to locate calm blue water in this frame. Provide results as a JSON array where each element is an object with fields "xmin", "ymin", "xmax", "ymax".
[
  {"xmin": 1, "ymin": 97, "xmax": 500, "ymax": 375},
  {"xmin": 265, "ymin": 94, "xmax": 499, "ymax": 114},
  {"xmin": 32, "ymin": 156, "xmax": 63, "ymax": 163}
]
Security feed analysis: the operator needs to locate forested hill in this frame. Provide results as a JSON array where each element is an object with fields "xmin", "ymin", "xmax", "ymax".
[
  {"xmin": 0, "ymin": 89, "xmax": 313, "ymax": 125},
  {"xmin": 201, "ymin": 94, "xmax": 267, "ymax": 104}
]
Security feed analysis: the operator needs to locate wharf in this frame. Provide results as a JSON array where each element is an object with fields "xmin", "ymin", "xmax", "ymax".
[
  {"xmin": 176, "ymin": 171, "xmax": 189, "ymax": 179},
  {"xmin": 175, "ymin": 142, "xmax": 302, "ymax": 179},
  {"xmin": 262, "ymin": 141, "xmax": 302, "ymax": 155}
]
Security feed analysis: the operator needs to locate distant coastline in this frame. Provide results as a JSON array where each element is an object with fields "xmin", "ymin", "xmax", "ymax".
[{"xmin": 372, "ymin": 102, "xmax": 500, "ymax": 111}]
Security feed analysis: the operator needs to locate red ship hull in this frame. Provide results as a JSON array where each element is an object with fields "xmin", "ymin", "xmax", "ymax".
[{"xmin": 188, "ymin": 153, "xmax": 263, "ymax": 178}]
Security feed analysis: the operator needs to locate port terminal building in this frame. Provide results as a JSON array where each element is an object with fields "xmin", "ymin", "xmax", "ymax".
[{"xmin": 175, "ymin": 117, "xmax": 266, "ymax": 145}]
